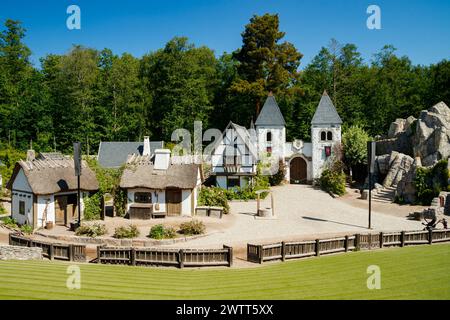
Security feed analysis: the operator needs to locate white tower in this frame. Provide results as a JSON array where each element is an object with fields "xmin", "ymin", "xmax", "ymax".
[
  {"xmin": 255, "ymin": 93, "xmax": 286, "ymax": 162},
  {"xmin": 311, "ymin": 91, "xmax": 342, "ymax": 180}
]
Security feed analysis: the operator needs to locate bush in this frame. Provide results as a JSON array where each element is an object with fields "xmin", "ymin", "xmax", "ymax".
[
  {"xmin": 1, "ymin": 217, "xmax": 18, "ymax": 229},
  {"xmin": 0, "ymin": 204, "xmax": 6, "ymax": 215},
  {"xmin": 415, "ymin": 160, "xmax": 449, "ymax": 205},
  {"xmin": 179, "ymin": 220, "xmax": 205, "ymax": 235},
  {"xmin": 198, "ymin": 187, "xmax": 230, "ymax": 214},
  {"xmin": 20, "ymin": 224, "xmax": 33, "ymax": 235},
  {"xmin": 269, "ymin": 160, "xmax": 287, "ymax": 186},
  {"xmin": 75, "ymin": 223, "xmax": 107, "ymax": 237},
  {"xmin": 113, "ymin": 225, "xmax": 140, "ymax": 239},
  {"xmin": 148, "ymin": 224, "xmax": 176, "ymax": 240},
  {"xmin": 83, "ymin": 193, "xmax": 102, "ymax": 221},
  {"xmin": 319, "ymin": 169, "xmax": 346, "ymax": 196}
]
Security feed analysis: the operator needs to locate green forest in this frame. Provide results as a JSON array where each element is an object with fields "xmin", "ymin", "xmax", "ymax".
[{"xmin": 0, "ymin": 13, "xmax": 449, "ymax": 156}]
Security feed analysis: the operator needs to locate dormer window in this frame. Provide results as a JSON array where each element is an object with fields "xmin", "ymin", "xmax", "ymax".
[{"xmin": 266, "ymin": 132, "xmax": 272, "ymax": 142}]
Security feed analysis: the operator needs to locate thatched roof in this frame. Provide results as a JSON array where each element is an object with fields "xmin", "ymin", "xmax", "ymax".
[
  {"xmin": 7, "ymin": 158, "xmax": 99, "ymax": 195},
  {"xmin": 120, "ymin": 155, "xmax": 200, "ymax": 190}
]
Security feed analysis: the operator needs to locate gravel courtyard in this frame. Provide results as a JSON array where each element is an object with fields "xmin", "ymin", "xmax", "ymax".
[{"xmin": 168, "ymin": 184, "xmax": 424, "ymax": 249}]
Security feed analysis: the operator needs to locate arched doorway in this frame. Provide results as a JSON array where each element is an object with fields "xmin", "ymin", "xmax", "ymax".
[{"xmin": 290, "ymin": 157, "xmax": 307, "ymax": 184}]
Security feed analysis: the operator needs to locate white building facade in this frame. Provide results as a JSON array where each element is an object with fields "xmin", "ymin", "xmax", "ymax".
[{"xmin": 213, "ymin": 91, "xmax": 342, "ymax": 186}]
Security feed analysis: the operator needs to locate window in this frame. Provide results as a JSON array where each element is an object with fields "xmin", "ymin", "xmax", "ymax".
[
  {"xmin": 227, "ymin": 177, "xmax": 240, "ymax": 189},
  {"xmin": 266, "ymin": 131, "xmax": 272, "ymax": 142},
  {"xmin": 327, "ymin": 131, "xmax": 333, "ymax": 141},
  {"xmin": 19, "ymin": 201, "xmax": 25, "ymax": 215},
  {"xmin": 134, "ymin": 192, "xmax": 152, "ymax": 203},
  {"xmin": 266, "ymin": 146, "xmax": 272, "ymax": 156},
  {"xmin": 321, "ymin": 131, "xmax": 327, "ymax": 141},
  {"xmin": 224, "ymin": 155, "xmax": 241, "ymax": 166}
]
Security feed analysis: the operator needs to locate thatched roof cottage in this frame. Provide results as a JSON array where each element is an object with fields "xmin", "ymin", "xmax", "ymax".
[
  {"xmin": 7, "ymin": 154, "xmax": 98, "ymax": 228},
  {"xmin": 120, "ymin": 149, "xmax": 202, "ymax": 218}
]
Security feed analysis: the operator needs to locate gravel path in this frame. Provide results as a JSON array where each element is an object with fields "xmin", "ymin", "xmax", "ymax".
[{"xmin": 165, "ymin": 185, "xmax": 424, "ymax": 249}]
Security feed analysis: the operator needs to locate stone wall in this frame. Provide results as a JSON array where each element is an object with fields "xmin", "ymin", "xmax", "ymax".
[{"xmin": 0, "ymin": 245, "xmax": 43, "ymax": 261}]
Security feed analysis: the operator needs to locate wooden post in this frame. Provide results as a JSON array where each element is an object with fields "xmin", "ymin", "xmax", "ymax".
[
  {"xmin": 97, "ymin": 245, "xmax": 101, "ymax": 264},
  {"xmin": 428, "ymin": 229, "xmax": 433, "ymax": 245},
  {"xmin": 315, "ymin": 239, "xmax": 320, "ymax": 257},
  {"xmin": 8, "ymin": 233, "xmax": 12, "ymax": 246},
  {"xmin": 281, "ymin": 241, "xmax": 286, "ymax": 261},
  {"xmin": 380, "ymin": 232, "xmax": 384, "ymax": 248},
  {"xmin": 130, "ymin": 248, "xmax": 136, "ymax": 266},
  {"xmin": 49, "ymin": 244, "xmax": 54, "ymax": 261},
  {"xmin": 400, "ymin": 231, "xmax": 406, "ymax": 247},
  {"xmin": 344, "ymin": 236, "xmax": 349, "ymax": 252},
  {"xmin": 258, "ymin": 245, "xmax": 264, "ymax": 264},
  {"xmin": 355, "ymin": 234, "xmax": 361, "ymax": 250},
  {"xmin": 179, "ymin": 249, "xmax": 185, "ymax": 268},
  {"xmin": 68, "ymin": 244, "xmax": 73, "ymax": 262},
  {"xmin": 224, "ymin": 245, "xmax": 233, "ymax": 267}
]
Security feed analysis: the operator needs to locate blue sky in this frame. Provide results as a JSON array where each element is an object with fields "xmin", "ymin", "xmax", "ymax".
[{"xmin": 1, "ymin": 0, "xmax": 449, "ymax": 68}]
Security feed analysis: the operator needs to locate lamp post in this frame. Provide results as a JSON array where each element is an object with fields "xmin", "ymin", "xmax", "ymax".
[
  {"xmin": 73, "ymin": 142, "xmax": 82, "ymax": 229},
  {"xmin": 367, "ymin": 141, "xmax": 376, "ymax": 229}
]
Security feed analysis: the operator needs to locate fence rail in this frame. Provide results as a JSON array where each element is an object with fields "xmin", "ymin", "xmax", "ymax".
[
  {"xmin": 247, "ymin": 229, "xmax": 450, "ymax": 264},
  {"xmin": 9, "ymin": 233, "xmax": 86, "ymax": 262},
  {"xmin": 97, "ymin": 245, "xmax": 233, "ymax": 268}
]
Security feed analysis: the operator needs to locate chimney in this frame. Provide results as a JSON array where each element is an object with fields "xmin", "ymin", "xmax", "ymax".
[
  {"xmin": 26, "ymin": 149, "xmax": 35, "ymax": 162},
  {"xmin": 143, "ymin": 136, "xmax": 151, "ymax": 156},
  {"xmin": 154, "ymin": 149, "xmax": 171, "ymax": 170}
]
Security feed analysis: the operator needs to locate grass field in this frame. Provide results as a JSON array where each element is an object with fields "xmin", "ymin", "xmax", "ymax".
[{"xmin": 0, "ymin": 244, "xmax": 449, "ymax": 300}]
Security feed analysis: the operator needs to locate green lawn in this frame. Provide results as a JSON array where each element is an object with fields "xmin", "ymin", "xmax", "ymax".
[{"xmin": 0, "ymin": 244, "xmax": 449, "ymax": 300}]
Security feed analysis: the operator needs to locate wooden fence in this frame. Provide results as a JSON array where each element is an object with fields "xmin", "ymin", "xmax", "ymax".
[
  {"xmin": 97, "ymin": 245, "xmax": 233, "ymax": 268},
  {"xmin": 9, "ymin": 233, "xmax": 86, "ymax": 262},
  {"xmin": 248, "ymin": 229, "xmax": 450, "ymax": 264}
]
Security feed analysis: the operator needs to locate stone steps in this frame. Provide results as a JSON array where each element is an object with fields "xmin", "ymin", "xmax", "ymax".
[{"xmin": 371, "ymin": 186, "xmax": 396, "ymax": 203}]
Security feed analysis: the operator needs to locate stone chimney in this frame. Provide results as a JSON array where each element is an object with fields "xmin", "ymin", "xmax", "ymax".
[
  {"xmin": 154, "ymin": 149, "xmax": 171, "ymax": 170},
  {"xmin": 143, "ymin": 136, "xmax": 151, "ymax": 156}
]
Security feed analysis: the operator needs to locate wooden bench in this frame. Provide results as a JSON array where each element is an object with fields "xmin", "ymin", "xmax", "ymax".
[{"xmin": 151, "ymin": 212, "xmax": 167, "ymax": 219}]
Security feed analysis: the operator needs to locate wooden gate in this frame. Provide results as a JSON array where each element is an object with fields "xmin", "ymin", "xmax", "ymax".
[
  {"xmin": 290, "ymin": 157, "xmax": 307, "ymax": 184},
  {"xmin": 359, "ymin": 233, "xmax": 381, "ymax": 250},
  {"xmin": 166, "ymin": 189, "xmax": 182, "ymax": 216}
]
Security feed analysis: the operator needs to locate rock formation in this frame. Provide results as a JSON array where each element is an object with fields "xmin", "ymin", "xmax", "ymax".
[{"xmin": 373, "ymin": 101, "xmax": 450, "ymax": 204}]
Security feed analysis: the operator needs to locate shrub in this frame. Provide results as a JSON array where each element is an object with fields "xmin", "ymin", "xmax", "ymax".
[
  {"xmin": 20, "ymin": 224, "xmax": 33, "ymax": 235},
  {"xmin": 75, "ymin": 223, "xmax": 107, "ymax": 237},
  {"xmin": 113, "ymin": 225, "xmax": 140, "ymax": 239},
  {"xmin": 179, "ymin": 220, "xmax": 205, "ymax": 236},
  {"xmin": 148, "ymin": 224, "xmax": 177, "ymax": 240},
  {"xmin": 0, "ymin": 204, "xmax": 6, "ymax": 215},
  {"xmin": 269, "ymin": 160, "xmax": 287, "ymax": 186},
  {"xmin": 198, "ymin": 187, "xmax": 230, "ymax": 214},
  {"xmin": 319, "ymin": 169, "xmax": 346, "ymax": 196},
  {"xmin": 415, "ymin": 160, "xmax": 448, "ymax": 205},
  {"xmin": 83, "ymin": 193, "xmax": 102, "ymax": 221},
  {"xmin": 1, "ymin": 217, "xmax": 18, "ymax": 229}
]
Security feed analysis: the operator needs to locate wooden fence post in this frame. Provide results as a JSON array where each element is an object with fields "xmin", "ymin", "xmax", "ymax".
[
  {"xmin": 380, "ymin": 232, "xmax": 384, "ymax": 248},
  {"xmin": 49, "ymin": 244, "xmax": 54, "ymax": 261},
  {"xmin": 315, "ymin": 239, "xmax": 320, "ymax": 257},
  {"xmin": 97, "ymin": 245, "xmax": 101, "ymax": 264},
  {"xmin": 281, "ymin": 241, "xmax": 286, "ymax": 261},
  {"xmin": 428, "ymin": 229, "xmax": 433, "ymax": 245},
  {"xmin": 8, "ymin": 233, "xmax": 12, "ymax": 246},
  {"xmin": 259, "ymin": 245, "xmax": 264, "ymax": 264},
  {"xmin": 224, "ymin": 245, "xmax": 233, "ymax": 267},
  {"xmin": 179, "ymin": 249, "xmax": 185, "ymax": 268},
  {"xmin": 344, "ymin": 236, "xmax": 349, "ymax": 252},
  {"xmin": 400, "ymin": 231, "xmax": 406, "ymax": 247},
  {"xmin": 68, "ymin": 244, "xmax": 73, "ymax": 262},
  {"xmin": 130, "ymin": 248, "xmax": 136, "ymax": 266},
  {"xmin": 355, "ymin": 234, "xmax": 361, "ymax": 250}
]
